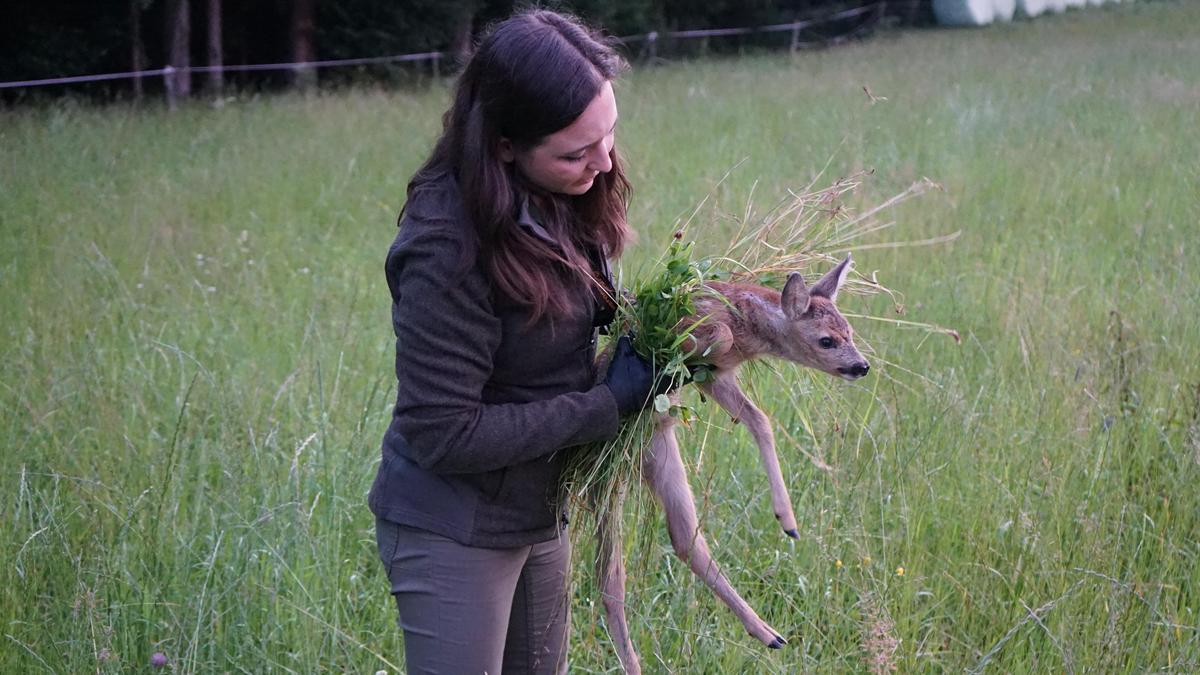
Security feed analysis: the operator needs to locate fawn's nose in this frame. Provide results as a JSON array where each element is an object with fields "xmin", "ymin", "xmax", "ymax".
[{"xmin": 838, "ymin": 362, "xmax": 870, "ymax": 378}]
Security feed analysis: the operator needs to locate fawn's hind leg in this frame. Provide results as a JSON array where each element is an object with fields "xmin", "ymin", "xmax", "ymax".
[
  {"xmin": 595, "ymin": 483, "xmax": 641, "ymax": 675},
  {"xmin": 699, "ymin": 367, "xmax": 800, "ymax": 538},
  {"xmin": 642, "ymin": 414, "xmax": 787, "ymax": 649}
]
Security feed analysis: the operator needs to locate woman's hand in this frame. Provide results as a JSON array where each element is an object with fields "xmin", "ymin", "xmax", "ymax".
[
  {"xmin": 602, "ymin": 336, "xmax": 658, "ymax": 416},
  {"xmin": 602, "ymin": 335, "xmax": 682, "ymax": 416}
]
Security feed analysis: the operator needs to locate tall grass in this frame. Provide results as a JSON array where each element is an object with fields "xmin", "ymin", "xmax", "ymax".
[{"xmin": 2, "ymin": 2, "xmax": 1198, "ymax": 671}]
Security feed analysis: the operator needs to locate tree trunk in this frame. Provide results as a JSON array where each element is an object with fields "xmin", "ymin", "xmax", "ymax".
[
  {"xmin": 166, "ymin": 0, "xmax": 191, "ymax": 104},
  {"xmin": 129, "ymin": 0, "xmax": 147, "ymax": 100},
  {"xmin": 290, "ymin": 0, "xmax": 317, "ymax": 90},
  {"xmin": 207, "ymin": 0, "xmax": 223, "ymax": 95},
  {"xmin": 450, "ymin": 9, "xmax": 475, "ymax": 67}
]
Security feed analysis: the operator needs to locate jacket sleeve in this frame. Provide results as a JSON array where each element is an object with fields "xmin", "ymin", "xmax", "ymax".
[{"xmin": 387, "ymin": 218, "xmax": 621, "ymax": 475}]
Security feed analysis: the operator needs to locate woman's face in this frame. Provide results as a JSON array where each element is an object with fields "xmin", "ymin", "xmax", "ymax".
[{"xmin": 503, "ymin": 80, "xmax": 618, "ymax": 196}]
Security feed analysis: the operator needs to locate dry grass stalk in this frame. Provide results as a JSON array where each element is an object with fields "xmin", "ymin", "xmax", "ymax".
[{"xmin": 859, "ymin": 593, "xmax": 901, "ymax": 674}]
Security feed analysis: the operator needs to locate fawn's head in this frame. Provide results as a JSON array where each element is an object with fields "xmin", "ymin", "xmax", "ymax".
[{"xmin": 777, "ymin": 255, "xmax": 870, "ymax": 381}]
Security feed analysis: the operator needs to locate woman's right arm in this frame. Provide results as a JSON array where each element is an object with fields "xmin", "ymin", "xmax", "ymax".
[{"xmin": 386, "ymin": 218, "xmax": 621, "ymax": 475}]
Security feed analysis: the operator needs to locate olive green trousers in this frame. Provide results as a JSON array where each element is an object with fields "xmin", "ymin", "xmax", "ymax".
[{"xmin": 375, "ymin": 518, "xmax": 571, "ymax": 674}]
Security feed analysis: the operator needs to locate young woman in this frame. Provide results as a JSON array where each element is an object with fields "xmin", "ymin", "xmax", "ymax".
[{"xmin": 368, "ymin": 10, "xmax": 660, "ymax": 674}]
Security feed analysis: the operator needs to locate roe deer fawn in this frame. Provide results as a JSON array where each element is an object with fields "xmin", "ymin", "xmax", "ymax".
[{"xmin": 594, "ymin": 254, "xmax": 869, "ymax": 674}]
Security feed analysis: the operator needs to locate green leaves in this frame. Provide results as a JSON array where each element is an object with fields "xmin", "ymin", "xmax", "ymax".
[
  {"xmin": 619, "ymin": 239, "xmax": 710, "ymax": 380},
  {"xmin": 666, "ymin": 257, "xmax": 691, "ymax": 276}
]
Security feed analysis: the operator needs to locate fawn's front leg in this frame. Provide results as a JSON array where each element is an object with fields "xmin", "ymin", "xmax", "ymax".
[
  {"xmin": 699, "ymin": 367, "xmax": 800, "ymax": 538},
  {"xmin": 595, "ymin": 483, "xmax": 641, "ymax": 675},
  {"xmin": 642, "ymin": 413, "xmax": 787, "ymax": 650}
]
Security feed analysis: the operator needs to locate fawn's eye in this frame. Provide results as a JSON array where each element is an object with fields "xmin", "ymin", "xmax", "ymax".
[{"xmin": 818, "ymin": 337, "xmax": 837, "ymax": 349}]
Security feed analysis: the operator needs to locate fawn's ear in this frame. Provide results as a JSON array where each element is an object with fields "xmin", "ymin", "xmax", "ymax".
[
  {"xmin": 810, "ymin": 254, "xmax": 852, "ymax": 302},
  {"xmin": 781, "ymin": 272, "xmax": 811, "ymax": 320}
]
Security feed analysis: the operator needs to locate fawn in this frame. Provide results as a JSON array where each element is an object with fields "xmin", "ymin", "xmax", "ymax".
[{"xmin": 594, "ymin": 254, "xmax": 869, "ymax": 674}]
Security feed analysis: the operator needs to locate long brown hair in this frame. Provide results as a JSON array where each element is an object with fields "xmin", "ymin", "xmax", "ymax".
[{"xmin": 406, "ymin": 9, "xmax": 632, "ymax": 323}]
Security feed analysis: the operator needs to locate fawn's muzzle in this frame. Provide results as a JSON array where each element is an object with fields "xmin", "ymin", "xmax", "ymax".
[{"xmin": 838, "ymin": 362, "xmax": 870, "ymax": 378}]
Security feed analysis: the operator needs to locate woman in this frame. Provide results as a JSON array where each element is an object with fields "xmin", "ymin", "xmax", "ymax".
[{"xmin": 368, "ymin": 9, "xmax": 659, "ymax": 674}]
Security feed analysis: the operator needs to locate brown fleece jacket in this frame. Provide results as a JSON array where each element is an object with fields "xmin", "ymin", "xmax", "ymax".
[{"xmin": 368, "ymin": 170, "xmax": 621, "ymax": 547}]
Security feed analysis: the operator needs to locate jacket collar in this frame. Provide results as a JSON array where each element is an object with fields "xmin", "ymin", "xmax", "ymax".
[
  {"xmin": 516, "ymin": 195, "xmax": 558, "ymax": 247},
  {"xmin": 516, "ymin": 193, "xmax": 616, "ymax": 292}
]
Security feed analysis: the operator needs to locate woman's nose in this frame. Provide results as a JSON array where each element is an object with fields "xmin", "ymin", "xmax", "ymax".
[{"xmin": 589, "ymin": 145, "xmax": 613, "ymax": 174}]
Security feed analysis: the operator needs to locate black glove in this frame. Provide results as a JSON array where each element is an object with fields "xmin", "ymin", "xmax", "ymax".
[{"xmin": 602, "ymin": 335, "xmax": 657, "ymax": 416}]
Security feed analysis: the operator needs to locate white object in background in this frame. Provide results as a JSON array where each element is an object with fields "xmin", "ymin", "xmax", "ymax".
[
  {"xmin": 1087, "ymin": 0, "xmax": 1106, "ymax": 6},
  {"xmin": 1017, "ymin": 0, "xmax": 1048, "ymax": 17},
  {"xmin": 995, "ymin": 0, "xmax": 1018, "ymax": 21},
  {"xmin": 1064, "ymin": 0, "xmax": 1086, "ymax": 9},
  {"xmin": 933, "ymin": 0, "xmax": 997, "ymax": 25},
  {"xmin": 1046, "ymin": 0, "xmax": 1067, "ymax": 11}
]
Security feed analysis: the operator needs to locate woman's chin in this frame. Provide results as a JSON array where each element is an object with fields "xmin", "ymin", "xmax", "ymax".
[{"xmin": 563, "ymin": 178, "xmax": 595, "ymax": 195}]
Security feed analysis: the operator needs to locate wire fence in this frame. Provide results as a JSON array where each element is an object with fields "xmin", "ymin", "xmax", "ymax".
[{"xmin": 0, "ymin": 3, "xmax": 883, "ymax": 102}]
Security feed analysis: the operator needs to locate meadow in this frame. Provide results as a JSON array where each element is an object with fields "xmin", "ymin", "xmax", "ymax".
[{"xmin": 2, "ymin": 1, "xmax": 1198, "ymax": 672}]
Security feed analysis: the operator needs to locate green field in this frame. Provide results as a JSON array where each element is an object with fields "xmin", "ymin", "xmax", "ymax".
[{"xmin": 3, "ymin": 2, "xmax": 1198, "ymax": 672}]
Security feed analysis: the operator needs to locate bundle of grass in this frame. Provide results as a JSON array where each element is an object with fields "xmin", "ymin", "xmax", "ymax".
[
  {"xmin": 558, "ymin": 236, "xmax": 711, "ymax": 545},
  {"xmin": 560, "ymin": 170, "xmax": 958, "ymax": 569}
]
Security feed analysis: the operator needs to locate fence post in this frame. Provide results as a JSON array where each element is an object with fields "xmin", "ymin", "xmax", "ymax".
[
  {"xmin": 163, "ymin": 65, "xmax": 176, "ymax": 110},
  {"xmin": 790, "ymin": 24, "xmax": 801, "ymax": 55},
  {"xmin": 644, "ymin": 31, "xmax": 658, "ymax": 64},
  {"xmin": 432, "ymin": 52, "xmax": 440, "ymax": 80}
]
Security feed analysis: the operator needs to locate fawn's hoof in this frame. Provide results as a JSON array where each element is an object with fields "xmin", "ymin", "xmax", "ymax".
[
  {"xmin": 784, "ymin": 528, "xmax": 799, "ymax": 539},
  {"xmin": 747, "ymin": 615, "xmax": 785, "ymax": 650}
]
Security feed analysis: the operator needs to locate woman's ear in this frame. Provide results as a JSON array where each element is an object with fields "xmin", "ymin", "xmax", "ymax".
[{"xmin": 497, "ymin": 138, "xmax": 515, "ymax": 163}]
